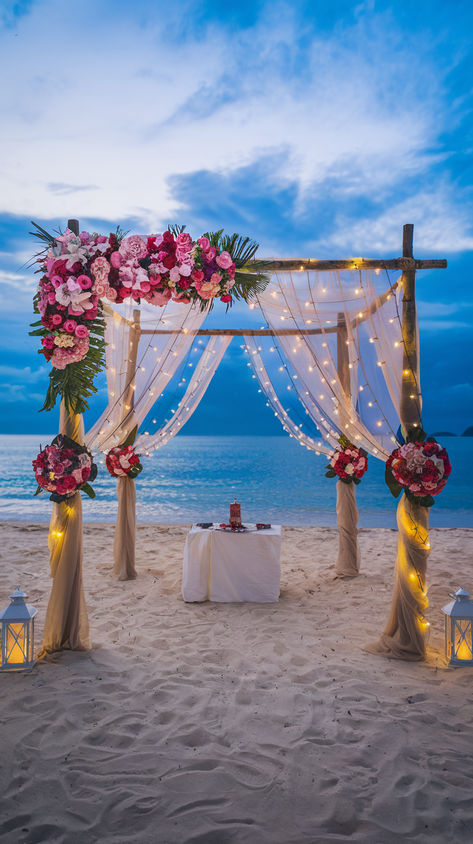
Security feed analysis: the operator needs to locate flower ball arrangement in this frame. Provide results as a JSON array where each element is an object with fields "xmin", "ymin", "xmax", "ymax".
[
  {"xmin": 105, "ymin": 444, "xmax": 143, "ymax": 480},
  {"xmin": 325, "ymin": 436, "xmax": 368, "ymax": 484},
  {"xmin": 33, "ymin": 434, "xmax": 97, "ymax": 502},
  {"xmin": 385, "ymin": 431, "xmax": 451, "ymax": 507}
]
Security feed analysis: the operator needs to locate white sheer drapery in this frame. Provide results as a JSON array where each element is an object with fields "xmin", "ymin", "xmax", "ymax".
[
  {"xmin": 253, "ymin": 269, "xmax": 407, "ymax": 460},
  {"xmin": 136, "ymin": 335, "xmax": 232, "ymax": 455},
  {"xmin": 85, "ymin": 299, "xmax": 208, "ymax": 453}
]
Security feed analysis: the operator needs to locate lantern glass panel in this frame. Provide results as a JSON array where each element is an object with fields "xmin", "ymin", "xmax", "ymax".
[
  {"xmin": 5, "ymin": 622, "xmax": 27, "ymax": 664},
  {"xmin": 454, "ymin": 620, "xmax": 472, "ymax": 662}
]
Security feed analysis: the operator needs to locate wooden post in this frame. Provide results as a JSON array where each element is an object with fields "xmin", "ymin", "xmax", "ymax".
[
  {"xmin": 68, "ymin": 218, "xmax": 80, "ymax": 236},
  {"xmin": 334, "ymin": 312, "xmax": 360, "ymax": 577},
  {"xmin": 400, "ymin": 224, "xmax": 422, "ymax": 434}
]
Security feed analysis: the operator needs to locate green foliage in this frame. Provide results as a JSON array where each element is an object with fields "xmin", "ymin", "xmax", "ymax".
[
  {"xmin": 120, "ymin": 425, "xmax": 138, "ymax": 448},
  {"xmin": 385, "ymin": 464, "xmax": 403, "ymax": 498},
  {"xmin": 30, "ymin": 312, "xmax": 106, "ymax": 414},
  {"xmin": 405, "ymin": 427, "xmax": 427, "ymax": 444}
]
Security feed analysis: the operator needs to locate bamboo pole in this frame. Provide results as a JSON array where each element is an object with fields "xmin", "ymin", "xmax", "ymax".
[
  {"xmin": 400, "ymin": 224, "xmax": 422, "ymax": 432},
  {"xmin": 334, "ymin": 313, "xmax": 360, "ymax": 577},
  {"xmin": 252, "ymin": 257, "xmax": 446, "ymax": 271}
]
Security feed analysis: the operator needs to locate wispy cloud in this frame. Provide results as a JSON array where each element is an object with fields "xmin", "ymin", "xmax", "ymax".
[{"xmin": 0, "ymin": 0, "xmax": 471, "ymax": 255}]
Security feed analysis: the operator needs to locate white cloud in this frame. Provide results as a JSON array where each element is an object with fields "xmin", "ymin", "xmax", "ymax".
[{"xmin": 0, "ymin": 0, "xmax": 469, "ymax": 250}]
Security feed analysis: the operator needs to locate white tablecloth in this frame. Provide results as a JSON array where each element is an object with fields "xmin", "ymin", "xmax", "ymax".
[{"xmin": 182, "ymin": 525, "xmax": 281, "ymax": 603}]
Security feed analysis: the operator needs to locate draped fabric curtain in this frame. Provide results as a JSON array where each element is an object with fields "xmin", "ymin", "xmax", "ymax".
[
  {"xmin": 253, "ymin": 269, "xmax": 404, "ymax": 458},
  {"xmin": 85, "ymin": 299, "xmax": 208, "ymax": 453},
  {"xmin": 86, "ymin": 299, "xmax": 230, "ymax": 579}
]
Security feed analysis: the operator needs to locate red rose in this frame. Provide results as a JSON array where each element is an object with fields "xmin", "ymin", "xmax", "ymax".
[
  {"xmin": 220, "ymin": 294, "xmax": 232, "ymax": 303},
  {"xmin": 162, "ymin": 230, "xmax": 175, "ymax": 244},
  {"xmin": 163, "ymin": 254, "xmax": 175, "ymax": 270}
]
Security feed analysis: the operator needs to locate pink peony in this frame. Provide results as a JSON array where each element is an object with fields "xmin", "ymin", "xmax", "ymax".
[{"xmin": 119, "ymin": 235, "xmax": 147, "ymax": 261}]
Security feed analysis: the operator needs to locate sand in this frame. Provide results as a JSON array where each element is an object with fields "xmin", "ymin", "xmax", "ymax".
[{"xmin": 1, "ymin": 523, "xmax": 473, "ymax": 844}]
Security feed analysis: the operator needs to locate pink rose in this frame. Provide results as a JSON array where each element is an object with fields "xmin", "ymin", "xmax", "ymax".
[
  {"xmin": 110, "ymin": 251, "xmax": 122, "ymax": 268},
  {"xmin": 64, "ymin": 320, "xmax": 77, "ymax": 333},
  {"xmin": 197, "ymin": 236, "xmax": 210, "ymax": 252},
  {"xmin": 216, "ymin": 250, "xmax": 233, "ymax": 270},
  {"xmin": 52, "ymin": 314, "xmax": 63, "ymax": 326},
  {"xmin": 75, "ymin": 325, "xmax": 89, "ymax": 339},
  {"xmin": 205, "ymin": 246, "xmax": 217, "ymax": 262}
]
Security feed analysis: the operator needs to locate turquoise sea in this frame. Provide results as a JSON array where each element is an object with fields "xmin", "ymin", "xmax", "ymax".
[{"xmin": 0, "ymin": 435, "xmax": 471, "ymax": 528}]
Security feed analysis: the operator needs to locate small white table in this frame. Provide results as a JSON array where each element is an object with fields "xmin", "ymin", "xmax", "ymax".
[{"xmin": 182, "ymin": 525, "xmax": 282, "ymax": 603}]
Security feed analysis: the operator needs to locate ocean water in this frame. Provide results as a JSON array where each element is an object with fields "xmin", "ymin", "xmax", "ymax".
[{"xmin": 0, "ymin": 435, "xmax": 471, "ymax": 528}]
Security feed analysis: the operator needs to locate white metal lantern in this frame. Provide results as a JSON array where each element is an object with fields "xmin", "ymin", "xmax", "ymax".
[
  {"xmin": 442, "ymin": 588, "xmax": 473, "ymax": 666},
  {"xmin": 0, "ymin": 588, "xmax": 37, "ymax": 672}
]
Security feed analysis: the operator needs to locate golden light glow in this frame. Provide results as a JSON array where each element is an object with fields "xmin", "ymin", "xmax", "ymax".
[{"xmin": 6, "ymin": 623, "xmax": 26, "ymax": 664}]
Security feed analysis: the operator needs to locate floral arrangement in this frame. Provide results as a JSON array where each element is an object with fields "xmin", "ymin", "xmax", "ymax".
[
  {"xmin": 325, "ymin": 435, "xmax": 368, "ymax": 484},
  {"xmin": 30, "ymin": 223, "xmax": 267, "ymax": 415},
  {"xmin": 105, "ymin": 427, "xmax": 143, "ymax": 479},
  {"xmin": 385, "ymin": 429, "xmax": 451, "ymax": 507},
  {"xmin": 33, "ymin": 434, "xmax": 97, "ymax": 503}
]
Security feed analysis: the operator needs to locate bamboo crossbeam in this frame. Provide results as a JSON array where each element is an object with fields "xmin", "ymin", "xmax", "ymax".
[
  {"xmin": 139, "ymin": 327, "xmax": 337, "ymax": 336},
  {"xmin": 256, "ymin": 257, "xmax": 446, "ymax": 271}
]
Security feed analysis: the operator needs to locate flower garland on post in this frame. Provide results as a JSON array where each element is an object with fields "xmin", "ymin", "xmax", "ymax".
[
  {"xmin": 105, "ymin": 426, "xmax": 143, "ymax": 581},
  {"xmin": 325, "ymin": 436, "xmax": 368, "ymax": 579},
  {"xmin": 366, "ymin": 429, "xmax": 452, "ymax": 661}
]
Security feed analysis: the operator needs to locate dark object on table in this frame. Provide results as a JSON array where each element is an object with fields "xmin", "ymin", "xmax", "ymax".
[
  {"xmin": 230, "ymin": 500, "xmax": 242, "ymax": 527},
  {"xmin": 256, "ymin": 523, "xmax": 271, "ymax": 530},
  {"xmin": 219, "ymin": 523, "xmax": 248, "ymax": 532},
  {"xmin": 196, "ymin": 522, "xmax": 214, "ymax": 529}
]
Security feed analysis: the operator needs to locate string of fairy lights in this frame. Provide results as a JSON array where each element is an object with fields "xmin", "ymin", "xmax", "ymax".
[{"xmin": 249, "ymin": 269, "xmax": 405, "ymax": 461}]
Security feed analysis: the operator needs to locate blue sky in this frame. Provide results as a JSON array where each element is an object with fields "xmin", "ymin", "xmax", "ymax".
[{"xmin": 1, "ymin": 0, "xmax": 472, "ymax": 435}]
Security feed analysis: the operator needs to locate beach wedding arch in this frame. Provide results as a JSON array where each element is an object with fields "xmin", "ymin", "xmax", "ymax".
[{"xmin": 29, "ymin": 218, "xmax": 451, "ymax": 666}]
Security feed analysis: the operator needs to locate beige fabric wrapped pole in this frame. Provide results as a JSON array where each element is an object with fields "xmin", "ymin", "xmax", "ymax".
[
  {"xmin": 112, "ymin": 309, "xmax": 140, "ymax": 581},
  {"xmin": 38, "ymin": 401, "xmax": 90, "ymax": 656},
  {"xmin": 335, "ymin": 311, "xmax": 360, "ymax": 577},
  {"xmin": 365, "ymin": 494, "xmax": 429, "ymax": 660},
  {"xmin": 335, "ymin": 481, "xmax": 360, "ymax": 577},
  {"xmin": 113, "ymin": 476, "xmax": 137, "ymax": 580}
]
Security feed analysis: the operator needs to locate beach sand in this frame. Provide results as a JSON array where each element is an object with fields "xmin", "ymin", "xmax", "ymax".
[{"xmin": 1, "ymin": 523, "xmax": 473, "ymax": 843}]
